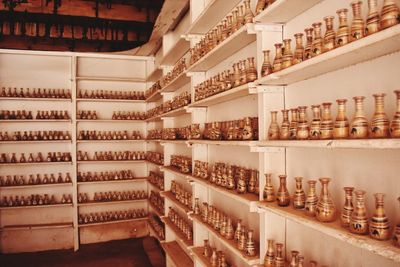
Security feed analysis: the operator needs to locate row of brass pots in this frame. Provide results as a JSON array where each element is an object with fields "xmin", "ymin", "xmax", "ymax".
[
  {"xmin": 78, "ymin": 89, "xmax": 145, "ymax": 100},
  {"xmin": 76, "ymin": 150, "xmax": 146, "ymax": 161},
  {"xmin": 1, "ymin": 87, "xmax": 71, "ymax": 99},
  {"xmin": 0, "ymin": 152, "xmax": 72, "ymax": 163},
  {"xmin": 146, "ymin": 151, "xmax": 164, "ymax": 165},
  {"xmin": 1, "ymin": 194, "xmax": 72, "ymax": 207},
  {"xmin": 261, "ymin": 0, "xmax": 400, "ymax": 77},
  {"xmin": 77, "ymin": 190, "xmax": 147, "ymax": 203},
  {"xmin": 1, "ymin": 173, "xmax": 71, "ymax": 187},
  {"xmin": 268, "ymin": 92, "xmax": 400, "ymax": 140},
  {"xmin": 202, "ymin": 239, "xmax": 230, "ymax": 267},
  {"xmin": 78, "ymin": 130, "xmax": 142, "ymax": 140},
  {"xmin": 263, "ymin": 174, "xmax": 400, "ymax": 244},
  {"xmin": 148, "ymin": 171, "xmax": 164, "ymax": 190},
  {"xmin": 167, "ymin": 207, "xmax": 193, "ymax": 241},
  {"xmin": 171, "ymin": 180, "xmax": 193, "ymax": 210},
  {"xmin": 203, "ymin": 117, "xmax": 258, "ymax": 141},
  {"xmin": 163, "ymin": 91, "xmax": 191, "ymax": 113},
  {"xmin": 0, "ymin": 131, "xmax": 71, "ymax": 141},
  {"xmin": 170, "ymin": 155, "xmax": 192, "ymax": 174},
  {"xmin": 146, "ymin": 125, "xmax": 195, "ymax": 140},
  {"xmin": 150, "ymin": 191, "xmax": 165, "ymax": 214},
  {"xmin": 160, "ymin": 58, "xmax": 187, "ymax": 88},
  {"xmin": 0, "ymin": 110, "xmax": 69, "ymax": 120},
  {"xmin": 77, "ymin": 110, "xmax": 146, "ymax": 120},
  {"xmin": 149, "ymin": 215, "xmax": 165, "ymax": 240},
  {"xmin": 77, "ymin": 170, "xmax": 135, "ymax": 182},
  {"xmin": 79, "ymin": 209, "xmax": 147, "ymax": 225}
]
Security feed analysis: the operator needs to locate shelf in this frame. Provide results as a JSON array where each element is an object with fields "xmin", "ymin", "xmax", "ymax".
[
  {"xmin": 188, "ymin": 140, "xmax": 257, "ymax": 147},
  {"xmin": 146, "ymin": 161, "xmax": 163, "ymax": 168},
  {"xmin": 145, "ymin": 90, "xmax": 162, "ymax": 102},
  {"xmin": 0, "ymin": 203, "xmax": 73, "ymax": 210},
  {"xmin": 160, "ymin": 140, "xmax": 189, "ymax": 145},
  {"xmin": 160, "ymin": 38, "xmax": 190, "ymax": 66},
  {"xmin": 256, "ymin": 24, "xmax": 400, "ymax": 85},
  {"xmin": 76, "ymin": 98, "xmax": 145, "ymax": 103},
  {"xmin": 0, "ymin": 222, "xmax": 73, "ymax": 231},
  {"xmin": 77, "ymin": 177, "xmax": 147, "ymax": 185},
  {"xmin": 190, "ymin": 214, "xmax": 259, "ymax": 265},
  {"xmin": 162, "ymin": 241, "xmax": 194, "ymax": 267},
  {"xmin": 147, "ymin": 68, "xmax": 163, "ymax": 82},
  {"xmin": 146, "ymin": 139, "xmax": 161, "ymax": 143},
  {"xmin": 77, "ymin": 199, "xmax": 147, "ymax": 207},
  {"xmin": 77, "ymin": 160, "xmax": 145, "ymax": 164},
  {"xmin": 78, "ymin": 217, "xmax": 147, "ymax": 228},
  {"xmin": 161, "ymin": 191, "xmax": 192, "ymax": 214},
  {"xmin": 160, "ymin": 216, "xmax": 193, "ymax": 247},
  {"xmin": 0, "ymin": 119, "xmax": 71, "ymax": 123},
  {"xmin": 254, "ymin": 0, "xmax": 323, "ymax": 24},
  {"xmin": 148, "ymin": 219, "xmax": 165, "ymax": 242},
  {"xmin": 76, "ymin": 76, "xmax": 145, "ymax": 82},
  {"xmin": 190, "ymin": 247, "xmax": 212, "ymax": 267},
  {"xmin": 161, "ymin": 166, "xmax": 191, "ymax": 180},
  {"xmin": 76, "ymin": 119, "xmax": 145, "ymax": 123},
  {"xmin": 145, "ymin": 115, "xmax": 163, "ymax": 122},
  {"xmin": 1, "ymin": 183, "xmax": 72, "ymax": 190},
  {"xmin": 160, "ymin": 71, "xmax": 191, "ymax": 93},
  {"xmin": 161, "ymin": 106, "xmax": 189, "ymax": 118},
  {"xmin": 149, "ymin": 201, "xmax": 165, "ymax": 218},
  {"xmin": 187, "ymin": 24, "xmax": 256, "ymax": 72},
  {"xmin": 186, "ymin": 0, "xmax": 242, "ymax": 35},
  {"xmin": 148, "ymin": 181, "xmax": 163, "ymax": 192},
  {"xmin": 189, "ymin": 82, "xmax": 257, "ymax": 107},
  {"xmin": 257, "ymin": 201, "xmax": 400, "ymax": 263},
  {"xmin": 256, "ymin": 139, "xmax": 400, "ymax": 150},
  {"xmin": 0, "ymin": 161, "xmax": 72, "ymax": 166},
  {"xmin": 0, "ymin": 140, "xmax": 72, "ymax": 144},
  {"xmin": 77, "ymin": 140, "xmax": 145, "ymax": 143},
  {"xmin": 0, "ymin": 97, "xmax": 71, "ymax": 102}
]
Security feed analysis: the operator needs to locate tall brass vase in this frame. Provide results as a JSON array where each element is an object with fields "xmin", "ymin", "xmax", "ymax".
[
  {"xmin": 390, "ymin": 90, "xmax": 400, "ymax": 138},
  {"xmin": 371, "ymin": 93, "xmax": 390, "ymax": 138},
  {"xmin": 316, "ymin": 178, "xmax": 336, "ymax": 222},
  {"xmin": 369, "ymin": 193, "xmax": 390, "ymax": 240},
  {"xmin": 350, "ymin": 190, "xmax": 369, "ymax": 235},
  {"xmin": 277, "ymin": 175, "xmax": 290, "ymax": 207}
]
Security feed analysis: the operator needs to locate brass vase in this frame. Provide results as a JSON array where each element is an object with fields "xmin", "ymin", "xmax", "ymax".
[
  {"xmin": 275, "ymin": 243, "xmax": 285, "ymax": 267},
  {"xmin": 263, "ymin": 173, "xmax": 275, "ymax": 202},
  {"xmin": 341, "ymin": 186, "xmax": 354, "ymax": 227},
  {"xmin": 289, "ymin": 251, "xmax": 299, "ymax": 267},
  {"xmin": 333, "ymin": 99, "xmax": 349, "ymax": 139},
  {"xmin": 261, "ymin": 50, "xmax": 273, "ymax": 77},
  {"xmin": 350, "ymin": 96, "xmax": 369, "ymax": 139},
  {"xmin": 369, "ymin": 193, "xmax": 390, "ymax": 240},
  {"xmin": 380, "ymin": 0, "xmax": 400, "ymax": 30},
  {"xmin": 268, "ymin": 111, "xmax": 280, "ymax": 140},
  {"xmin": 280, "ymin": 109, "xmax": 290, "ymax": 140},
  {"xmin": 293, "ymin": 177, "xmax": 306, "ymax": 209},
  {"xmin": 293, "ymin": 33, "xmax": 304, "ymax": 64},
  {"xmin": 255, "ymin": 0, "xmax": 266, "ymax": 15},
  {"xmin": 245, "ymin": 230, "xmax": 256, "ymax": 256},
  {"xmin": 366, "ymin": 0, "xmax": 380, "ymax": 35},
  {"xmin": 246, "ymin": 57, "xmax": 258, "ymax": 82},
  {"xmin": 282, "ymin": 39, "xmax": 294, "ymax": 69},
  {"xmin": 350, "ymin": 190, "xmax": 369, "ymax": 235},
  {"xmin": 289, "ymin": 108, "xmax": 299, "ymax": 140},
  {"xmin": 311, "ymin": 22, "xmax": 323, "ymax": 57},
  {"xmin": 273, "ymin": 43, "xmax": 283, "ymax": 72},
  {"xmin": 304, "ymin": 28, "xmax": 314, "ymax": 59},
  {"xmin": 390, "ymin": 90, "xmax": 400, "ymax": 138},
  {"xmin": 336, "ymin": 9, "xmax": 350, "ymax": 46},
  {"xmin": 394, "ymin": 197, "xmax": 400, "ymax": 247},
  {"xmin": 371, "ymin": 93, "xmax": 390, "ymax": 138},
  {"xmin": 264, "ymin": 239, "xmax": 275, "ymax": 267},
  {"xmin": 321, "ymin": 102, "xmax": 334, "ymax": 139},
  {"xmin": 243, "ymin": 0, "xmax": 254, "ymax": 24},
  {"xmin": 350, "ymin": 1, "xmax": 365, "ymax": 41},
  {"xmin": 296, "ymin": 106, "xmax": 309, "ymax": 140},
  {"xmin": 323, "ymin": 16, "xmax": 336, "ymax": 52},
  {"xmin": 316, "ymin": 178, "xmax": 336, "ymax": 222},
  {"xmin": 310, "ymin": 105, "xmax": 322, "ymax": 140},
  {"xmin": 277, "ymin": 175, "xmax": 290, "ymax": 207},
  {"xmin": 305, "ymin": 180, "xmax": 318, "ymax": 217}
]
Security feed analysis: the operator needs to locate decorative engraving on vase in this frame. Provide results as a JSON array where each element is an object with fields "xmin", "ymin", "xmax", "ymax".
[
  {"xmin": 336, "ymin": 8, "xmax": 350, "ymax": 46},
  {"xmin": 261, "ymin": 50, "xmax": 273, "ymax": 77},
  {"xmin": 350, "ymin": 1, "xmax": 365, "ymax": 41},
  {"xmin": 275, "ymin": 243, "xmax": 285, "ymax": 267},
  {"xmin": 296, "ymin": 106, "xmax": 310, "ymax": 140},
  {"xmin": 350, "ymin": 190, "xmax": 369, "ymax": 235},
  {"xmin": 304, "ymin": 28, "xmax": 314, "ymax": 60},
  {"xmin": 244, "ymin": 0, "xmax": 254, "ymax": 24},
  {"xmin": 369, "ymin": 193, "xmax": 390, "ymax": 240},
  {"xmin": 341, "ymin": 187, "xmax": 354, "ymax": 227},
  {"xmin": 380, "ymin": 0, "xmax": 400, "ymax": 29},
  {"xmin": 366, "ymin": 0, "xmax": 380, "ymax": 35},
  {"xmin": 390, "ymin": 90, "xmax": 400, "ymax": 138},
  {"xmin": 323, "ymin": 16, "xmax": 336, "ymax": 52},
  {"xmin": 268, "ymin": 111, "xmax": 280, "ymax": 140},
  {"xmin": 289, "ymin": 108, "xmax": 299, "ymax": 140},
  {"xmin": 371, "ymin": 93, "xmax": 390, "ymax": 138},
  {"xmin": 333, "ymin": 99, "xmax": 349, "ymax": 139},
  {"xmin": 263, "ymin": 173, "xmax": 275, "ymax": 202},
  {"xmin": 305, "ymin": 180, "xmax": 318, "ymax": 217},
  {"xmin": 310, "ymin": 105, "xmax": 322, "ymax": 139},
  {"xmin": 280, "ymin": 109, "xmax": 290, "ymax": 140},
  {"xmin": 282, "ymin": 39, "xmax": 294, "ymax": 69},
  {"xmin": 316, "ymin": 178, "xmax": 336, "ymax": 222},
  {"xmin": 293, "ymin": 33, "xmax": 305, "ymax": 64},
  {"xmin": 264, "ymin": 239, "xmax": 275, "ymax": 267},
  {"xmin": 293, "ymin": 177, "xmax": 306, "ymax": 209},
  {"xmin": 273, "ymin": 43, "xmax": 283, "ymax": 72},
  {"xmin": 277, "ymin": 175, "xmax": 290, "ymax": 207},
  {"xmin": 311, "ymin": 22, "xmax": 323, "ymax": 57},
  {"xmin": 393, "ymin": 197, "xmax": 400, "ymax": 247},
  {"xmin": 350, "ymin": 96, "xmax": 369, "ymax": 139},
  {"xmin": 320, "ymin": 102, "xmax": 333, "ymax": 139}
]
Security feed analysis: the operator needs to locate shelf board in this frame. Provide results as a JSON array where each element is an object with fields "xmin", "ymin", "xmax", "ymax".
[
  {"xmin": 187, "ymin": 24, "xmax": 256, "ymax": 72},
  {"xmin": 145, "ymin": 90, "xmax": 162, "ymax": 102},
  {"xmin": 77, "ymin": 199, "xmax": 147, "ymax": 207},
  {"xmin": 148, "ymin": 181, "xmax": 163, "ymax": 192},
  {"xmin": 161, "ymin": 191, "xmax": 192, "ymax": 214},
  {"xmin": 76, "ymin": 98, "xmax": 145, "ymax": 103},
  {"xmin": 0, "ymin": 119, "xmax": 71, "ymax": 123},
  {"xmin": 0, "ymin": 161, "xmax": 72, "ymax": 166},
  {"xmin": 0, "ymin": 222, "xmax": 73, "ymax": 231},
  {"xmin": 190, "ymin": 247, "xmax": 212, "ymax": 267},
  {"xmin": 145, "ymin": 114, "xmax": 163, "ymax": 122},
  {"xmin": 0, "ymin": 203, "xmax": 73, "ymax": 210},
  {"xmin": 146, "ymin": 161, "xmax": 164, "ymax": 168},
  {"xmin": 189, "ymin": 82, "xmax": 256, "ymax": 107},
  {"xmin": 77, "ymin": 177, "xmax": 147, "ymax": 185},
  {"xmin": 160, "ymin": 140, "xmax": 189, "ymax": 145},
  {"xmin": 0, "ymin": 140, "xmax": 72, "ymax": 144},
  {"xmin": 149, "ymin": 202, "xmax": 165, "ymax": 218},
  {"xmin": 188, "ymin": 140, "xmax": 257, "ymax": 147},
  {"xmin": 147, "ymin": 68, "xmax": 163, "ymax": 82},
  {"xmin": 186, "ymin": 0, "xmax": 242, "ymax": 35},
  {"xmin": 78, "ymin": 217, "xmax": 147, "ymax": 228},
  {"xmin": 257, "ymin": 201, "xmax": 400, "ymax": 263},
  {"xmin": 0, "ymin": 97, "xmax": 71, "ymax": 102},
  {"xmin": 76, "ymin": 139, "xmax": 145, "ymax": 143},
  {"xmin": 254, "ymin": 0, "xmax": 323, "ymax": 24},
  {"xmin": 161, "ymin": 106, "xmax": 189, "ymax": 118},
  {"xmin": 256, "ymin": 24, "xmax": 400, "ymax": 85},
  {"xmin": 160, "ymin": 216, "xmax": 193, "ymax": 247},
  {"xmin": 160, "ymin": 71, "xmax": 191, "ymax": 93},
  {"xmin": 161, "ymin": 166, "xmax": 191, "ymax": 180},
  {"xmin": 76, "ymin": 76, "xmax": 145, "ymax": 82},
  {"xmin": 77, "ymin": 160, "xmax": 145, "ymax": 164},
  {"xmin": 190, "ymin": 214, "xmax": 259, "ymax": 265},
  {"xmin": 256, "ymin": 139, "xmax": 400, "ymax": 150},
  {"xmin": 146, "ymin": 139, "xmax": 161, "ymax": 143},
  {"xmin": 162, "ymin": 241, "xmax": 194, "ymax": 267},
  {"xmin": 160, "ymin": 38, "xmax": 190, "ymax": 66},
  {"xmin": 76, "ymin": 119, "xmax": 145, "ymax": 123},
  {"xmin": 1, "ymin": 182, "xmax": 72, "ymax": 190}
]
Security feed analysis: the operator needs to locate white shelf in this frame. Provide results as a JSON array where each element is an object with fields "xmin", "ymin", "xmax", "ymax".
[
  {"xmin": 160, "ymin": 191, "xmax": 192, "ymax": 214},
  {"xmin": 145, "ymin": 90, "xmax": 162, "ymax": 102},
  {"xmin": 148, "ymin": 181, "xmax": 163, "ymax": 191},
  {"xmin": 76, "ymin": 98, "xmax": 145, "ymax": 103},
  {"xmin": 76, "ymin": 119, "xmax": 145, "ymax": 123},
  {"xmin": 1, "ymin": 183, "xmax": 72, "ymax": 190},
  {"xmin": 161, "ymin": 166, "xmax": 191, "ymax": 181},
  {"xmin": 0, "ymin": 97, "xmax": 71, "ymax": 102},
  {"xmin": 160, "ymin": 140, "xmax": 189, "ymax": 145},
  {"xmin": 0, "ymin": 222, "xmax": 73, "ymax": 231},
  {"xmin": 78, "ymin": 217, "xmax": 147, "ymax": 228},
  {"xmin": 256, "ymin": 24, "xmax": 400, "ymax": 85},
  {"xmin": 160, "ymin": 71, "xmax": 191, "ymax": 92},
  {"xmin": 160, "ymin": 38, "xmax": 190, "ymax": 66},
  {"xmin": 162, "ymin": 106, "xmax": 189, "ymax": 118},
  {"xmin": 188, "ymin": 140, "xmax": 257, "ymax": 147},
  {"xmin": 257, "ymin": 201, "xmax": 400, "ymax": 263},
  {"xmin": 187, "ymin": 24, "xmax": 256, "ymax": 72},
  {"xmin": 0, "ymin": 119, "xmax": 71, "ymax": 123},
  {"xmin": 77, "ymin": 160, "xmax": 146, "ymax": 164},
  {"xmin": 76, "ymin": 139, "xmax": 145, "ymax": 143},
  {"xmin": 146, "ymin": 161, "xmax": 164, "ymax": 169},
  {"xmin": 254, "ymin": 0, "xmax": 323, "ymax": 24},
  {"xmin": 77, "ymin": 177, "xmax": 147, "ymax": 185},
  {"xmin": 0, "ymin": 203, "xmax": 73, "ymax": 210},
  {"xmin": 76, "ymin": 76, "xmax": 145, "ymax": 82},
  {"xmin": 77, "ymin": 199, "xmax": 147, "ymax": 207},
  {"xmin": 0, "ymin": 161, "xmax": 72, "ymax": 166},
  {"xmin": 0, "ymin": 140, "xmax": 72, "ymax": 144}
]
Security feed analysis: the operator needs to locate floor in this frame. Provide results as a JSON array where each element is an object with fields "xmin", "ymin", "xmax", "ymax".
[{"xmin": 0, "ymin": 237, "xmax": 165, "ymax": 267}]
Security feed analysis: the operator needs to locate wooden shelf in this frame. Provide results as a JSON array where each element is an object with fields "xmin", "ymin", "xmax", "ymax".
[
  {"xmin": 145, "ymin": 90, "xmax": 162, "ymax": 102},
  {"xmin": 0, "ymin": 203, "xmax": 73, "ymax": 210},
  {"xmin": 1, "ymin": 183, "xmax": 72, "ymax": 190},
  {"xmin": 76, "ymin": 119, "xmax": 145, "ymax": 123},
  {"xmin": 160, "ymin": 216, "xmax": 193, "ymax": 247},
  {"xmin": 76, "ymin": 98, "xmax": 145, "ymax": 103},
  {"xmin": 256, "ymin": 24, "xmax": 400, "ymax": 85},
  {"xmin": 77, "ymin": 199, "xmax": 147, "ymax": 207},
  {"xmin": 160, "ymin": 38, "xmax": 190, "ymax": 66},
  {"xmin": 254, "ymin": 0, "xmax": 323, "ymax": 24},
  {"xmin": 190, "ymin": 247, "xmax": 212, "ymax": 267},
  {"xmin": 78, "ymin": 217, "xmax": 147, "ymax": 228},
  {"xmin": 0, "ymin": 97, "xmax": 71, "ymax": 102},
  {"xmin": 160, "ymin": 71, "xmax": 191, "ymax": 93},
  {"xmin": 149, "ymin": 201, "xmax": 165, "ymax": 218},
  {"xmin": 256, "ymin": 139, "xmax": 400, "ymax": 150},
  {"xmin": 0, "ymin": 140, "xmax": 72, "ymax": 144},
  {"xmin": 77, "ymin": 160, "xmax": 145, "ymax": 164},
  {"xmin": 0, "ymin": 161, "xmax": 72, "ymax": 166},
  {"xmin": 0, "ymin": 119, "xmax": 71, "ymax": 123},
  {"xmin": 186, "ymin": 0, "xmax": 242, "ymax": 35},
  {"xmin": 77, "ymin": 177, "xmax": 147, "ymax": 185},
  {"xmin": 162, "ymin": 241, "xmax": 194, "ymax": 267},
  {"xmin": 188, "ymin": 140, "xmax": 257, "ymax": 147},
  {"xmin": 257, "ymin": 201, "xmax": 400, "ymax": 263},
  {"xmin": 76, "ymin": 76, "xmax": 145, "ymax": 82},
  {"xmin": 189, "ymin": 82, "xmax": 257, "ymax": 107},
  {"xmin": 161, "ymin": 191, "xmax": 192, "ymax": 214},
  {"xmin": 187, "ymin": 24, "xmax": 256, "ymax": 72},
  {"xmin": 0, "ymin": 222, "xmax": 73, "ymax": 231},
  {"xmin": 76, "ymin": 139, "xmax": 145, "ymax": 143},
  {"xmin": 190, "ymin": 214, "xmax": 259, "ymax": 265},
  {"xmin": 147, "ymin": 68, "xmax": 163, "ymax": 82}
]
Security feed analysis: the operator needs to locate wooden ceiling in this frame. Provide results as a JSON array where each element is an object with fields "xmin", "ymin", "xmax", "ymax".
[{"xmin": 0, "ymin": 0, "xmax": 164, "ymax": 52}]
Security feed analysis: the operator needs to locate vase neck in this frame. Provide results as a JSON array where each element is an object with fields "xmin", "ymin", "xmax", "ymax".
[{"xmin": 354, "ymin": 97, "xmax": 365, "ymax": 117}]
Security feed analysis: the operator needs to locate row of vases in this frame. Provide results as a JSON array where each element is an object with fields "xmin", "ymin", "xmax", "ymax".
[
  {"xmin": 261, "ymin": 0, "xmax": 400, "ymax": 77},
  {"xmin": 268, "ymin": 91, "xmax": 400, "ymax": 140},
  {"xmin": 263, "ymin": 174, "xmax": 400, "ymax": 245}
]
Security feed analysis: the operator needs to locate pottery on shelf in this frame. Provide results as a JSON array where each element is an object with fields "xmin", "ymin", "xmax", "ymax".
[
  {"xmin": 310, "ymin": 105, "xmax": 322, "ymax": 140},
  {"xmin": 350, "ymin": 190, "xmax": 369, "ymax": 235},
  {"xmin": 350, "ymin": 1, "xmax": 365, "ymax": 41},
  {"xmin": 316, "ymin": 178, "xmax": 336, "ymax": 222},
  {"xmin": 261, "ymin": 50, "xmax": 273, "ymax": 77},
  {"xmin": 323, "ymin": 16, "xmax": 336, "ymax": 52},
  {"xmin": 371, "ymin": 93, "xmax": 390, "ymax": 138},
  {"xmin": 264, "ymin": 239, "xmax": 275, "ymax": 267},
  {"xmin": 336, "ymin": 8, "xmax": 350, "ymax": 46},
  {"xmin": 277, "ymin": 175, "xmax": 290, "ymax": 207},
  {"xmin": 393, "ymin": 197, "xmax": 400, "ymax": 247},
  {"xmin": 390, "ymin": 90, "xmax": 400, "ymax": 138},
  {"xmin": 293, "ymin": 177, "xmax": 306, "ymax": 209},
  {"xmin": 341, "ymin": 187, "xmax": 354, "ymax": 227},
  {"xmin": 305, "ymin": 180, "xmax": 318, "ymax": 217},
  {"xmin": 369, "ymin": 193, "xmax": 390, "ymax": 240},
  {"xmin": 268, "ymin": 111, "xmax": 280, "ymax": 140},
  {"xmin": 350, "ymin": 96, "xmax": 369, "ymax": 139},
  {"xmin": 380, "ymin": 0, "xmax": 400, "ymax": 30},
  {"xmin": 320, "ymin": 102, "xmax": 334, "ymax": 139},
  {"xmin": 296, "ymin": 106, "xmax": 310, "ymax": 140},
  {"xmin": 280, "ymin": 109, "xmax": 290, "ymax": 140},
  {"xmin": 333, "ymin": 99, "xmax": 349, "ymax": 139},
  {"xmin": 263, "ymin": 173, "xmax": 275, "ymax": 202},
  {"xmin": 366, "ymin": 0, "xmax": 380, "ymax": 35},
  {"xmin": 273, "ymin": 43, "xmax": 283, "ymax": 72}
]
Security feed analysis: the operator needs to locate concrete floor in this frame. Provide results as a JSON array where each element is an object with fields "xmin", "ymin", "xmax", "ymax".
[{"xmin": 0, "ymin": 237, "xmax": 165, "ymax": 267}]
